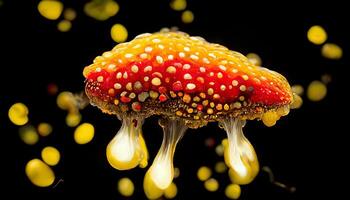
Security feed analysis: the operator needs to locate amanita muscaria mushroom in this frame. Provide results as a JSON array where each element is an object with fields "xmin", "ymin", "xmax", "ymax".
[{"xmin": 83, "ymin": 31, "xmax": 293, "ymax": 198}]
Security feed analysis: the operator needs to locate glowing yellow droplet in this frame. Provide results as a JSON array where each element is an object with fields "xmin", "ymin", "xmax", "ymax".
[
  {"xmin": 261, "ymin": 111, "xmax": 279, "ymax": 127},
  {"xmin": 8, "ymin": 102, "xmax": 29, "ymax": 126},
  {"xmin": 225, "ymin": 184, "xmax": 241, "ymax": 199},
  {"xmin": 105, "ymin": 0, "xmax": 119, "ymax": 17},
  {"xmin": 246, "ymin": 53, "xmax": 262, "ymax": 66},
  {"xmin": 164, "ymin": 182, "xmax": 178, "ymax": 199},
  {"xmin": 57, "ymin": 91, "xmax": 76, "ymax": 111},
  {"xmin": 118, "ymin": 177, "xmax": 134, "ymax": 197},
  {"xmin": 215, "ymin": 144, "xmax": 224, "ymax": 156},
  {"xmin": 215, "ymin": 161, "xmax": 227, "ymax": 173},
  {"xmin": 291, "ymin": 84, "xmax": 304, "ymax": 96},
  {"xmin": 74, "ymin": 123, "xmax": 95, "ymax": 144},
  {"xmin": 37, "ymin": 122, "xmax": 52, "ymax": 137},
  {"xmin": 111, "ymin": 24, "xmax": 128, "ymax": 43},
  {"xmin": 174, "ymin": 167, "xmax": 180, "ymax": 178},
  {"xmin": 19, "ymin": 126, "xmax": 39, "ymax": 145},
  {"xmin": 25, "ymin": 159, "xmax": 55, "ymax": 187},
  {"xmin": 181, "ymin": 10, "xmax": 194, "ymax": 24},
  {"xmin": 307, "ymin": 25, "xmax": 327, "ymax": 45},
  {"xmin": 57, "ymin": 20, "xmax": 72, "ymax": 32},
  {"xmin": 204, "ymin": 178, "xmax": 219, "ymax": 192},
  {"xmin": 41, "ymin": 146, "xmax": 60, "ymax": 166},
  {"xmin": 197, "ymin": 166, "xmax": 212, "ymax": 181},
  {"xmin": 290, "ymin": 93, "xmax": 303, "ymax": 109},
  {"xmin": 66, "ymin": 112, "xmax": 82, "ymax": 127},
  {"xmin": 321, "ymin": 43, "xmax": 343, "ymax": 60},
  {"xmin": 170, "ymin": 0, "xmax": 187, "ymax": 11},
  {"xmin": 307, "ymin": 80, "xmax": 327, "ymax": 101},
  {"xmin": 37, "ymin": 0, "xmax": 63, "ymax": 20},
  {"xmin": 63, "ymin": 8, "xmax": 77, "ymax": 21},
  {"xmin": 143, "ymin": 171, "xmax": 164, "ymax": 200}
]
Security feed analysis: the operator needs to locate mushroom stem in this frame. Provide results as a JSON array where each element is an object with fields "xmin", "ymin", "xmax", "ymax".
[
  {"xmin": 220, "ymin": 118, "xmax": 259, "ymax": 185},
  {"xmin": 106, "ymin": 116, "xmax": 148, "ymax": 170},
  {"xmin": 144, "ymin": 118, "xmax": 187, "ymax": 198}
]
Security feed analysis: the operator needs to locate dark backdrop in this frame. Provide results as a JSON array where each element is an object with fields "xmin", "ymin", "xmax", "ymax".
[{"xmin": 0, "ymin": 0, "xmax": 348, "ymax": 199}]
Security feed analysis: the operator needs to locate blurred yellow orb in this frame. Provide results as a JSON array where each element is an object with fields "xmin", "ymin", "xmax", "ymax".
[
  {"xmin": 321, "ymin": 43, "xmax": 343, "ymax": 60},
  {"xmin": 215, "ymin": 161, "xmax": 227, "ymax": 173},
  {"xmin": 174, "ymin": 167, "xmax": 180, "ymax": 178},
  {"xmin": 307, "ymin": 80, "xmax": 327, "ymax": 101},
  {"xmin": 111, "ymin": 23, "xmax": 128, "ymax": 43},
  {"xmin": 19, "ymin": 126, "xmax": 39, "ymax": 145},
  {"xmin": 41, "ymin": 146, "xmax": 60, "ymax": 166},
  {"xmin": 204, "ymin": 178, "xmax": 219, "ymax": 192},
  {"xmin": 57, "ymin": 20, "xmax": 72, "ymax": 32},
  {"xmin": 8, "ymin": 102, "xmax": 29, "ymax": 126},
  {"xmin": 66, "ymin": 112, "xmax": 82, "ymax": 127},
  {"xmin": 215, "ymin": 144, "xmax": 224, "ymax": 156},
  {"xmin": 290, "ymin": 93, "xmax": 303, "ymax": 109},
  {"xmin": 118, "ymin": 177, "xmax": 134, "ymax": 197},
  {"xmin": 197, "ymin": 166, "xmax": 212, "ymax": 181},
  {"xmin": 164, "ymin": 182, "xmax": 178, "ymax": 199},
  {"xmin": 37, "ymin": 122, "xmax": 52, "ymax": 137},
  {"xmin": 37, "ymin": 0, "xmax": 63, "ymax": 20},
  {"xmin": 246, "ymin": 53, "xmax": 262, "ymax": 66},
  {"xmin": 25, "ymin": 159, "xmax": 55, "ymax": 187},
  {"xmin": 307, "ymin": 25, "xmax": 327, "ymax": 45},
  {"xmin": 63, "ymin": 8, "xmax": 77, "ymax": 21},
  {"xmin": 170, "ymin": 0, "xmax": 187, "ymax": 11},
  {"xmin": 84, "ymin": 0, "xmax": 119, "ymax": 21},
  {"xmin": 225, "ymin": 184, "xmax": 241, "ymax": 199},
  {"xmin": 262, "ymin": 111, "xmax": 279, "ymax": 127},
  {"xmin": 74, "ymin": 123, "xmax": 95, "ymax": 144},
  {"xmin": 291, "ymin": 84, "xmax": 304, "ymax": 96},
  {"xmin": 181, "ymin": 10, "xmax": 194, "ymax": 24},
  {"xmin": 57, "ymin": 91, "xmax": 75, "ymax": 111}
]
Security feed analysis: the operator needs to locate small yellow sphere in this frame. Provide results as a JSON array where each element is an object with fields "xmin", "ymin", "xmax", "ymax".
[
  {"xmin": 225, "ymin": 184, "xmax": 241, "ymax": 199},
  {"xmin": 246, "ymin": 53, "xmax": 262, "ymax": 66},
  {"xmin": 57, "ymin": 20, "xmax": 72, "ymax": 32},
  {"xmin": 307, "ymin": 80, "xmax": 327, "ymax": 101},
  {"xmin": 181, "ymin": 10, "xmax": 194, "ymax": 24},
  {"xmin": 204, "ymin": 178, "xmax": 219, "ymax": 192},
  {"xmin": 111, "ymin": 24, "xmax": 128, "ymax": 43},
  {"xmin": 215, "ymin": 161, "xmax": 227, "ymax": 173},
  {"xmin": 37, "ymin": 0, "xmax": 63, "ymax": 20},
  {"xmin": 63, "ymin": 8, "xmax": 77, "ymax": 21},
  {"xmin": 307, "ymin": 25, "xmax": 327, "ymax": 45},
  {"xmin": 8, "ymin": 102, "xmax": 29, "ymax": 126},
  {"xmin": 170, "ymin": 0, "xmax": 187, "ymax": 11},
  {"xmin": 118, "ymin": 177, "xmax": 134, "ymax": 197},
  {"xmin": 197, "ymin": 166, "xmax": 212, "ymax": 181},
  {"xmin": 261, "ymin": 111, "xmax": 279, "ymax": 127},
  {"xmin": 25, "ymin": 159, "xmax": 55, "ymax": 187},
  {"xmin": 74, "ymin": 123, "xmax": 95, "ymax": 144},
  {"xmin": 290, "ymin": 93, "xmax": 303, "ymax": 109},
  {"xmin": 66, "ymin": 112, "xmax": 82, "ymax": 127},
  {"xmin": 291, "ymin": 84, "xmax": 304, "ymax": 96},
  {"xmin": 37, "ymin": 122, "xmax": 53, "ymax": 137},
  {"xmin": 321, "ymin": 43, "xmax": 343, "ymax": 60},
  {"xmin": 164, "ymin": 182, "xmax": 178, "ymax": 199},
  {"xmin": 19, "ymin": 126, "xmax": 39, "ymax": 145},
  {"xmin": 41, "ymin": 146, "xmax": 60, "ymax": 166}
]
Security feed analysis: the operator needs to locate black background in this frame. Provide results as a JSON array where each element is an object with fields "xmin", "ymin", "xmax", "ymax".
[{"xmin": 0, "ymin": 0, "xmax": 348, "ymax": 199}]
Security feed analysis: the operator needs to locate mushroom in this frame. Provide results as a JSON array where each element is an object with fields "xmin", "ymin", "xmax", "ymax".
[{"xmin": 83, "ymin": 31, "xmax": 293, "ymax": 197}]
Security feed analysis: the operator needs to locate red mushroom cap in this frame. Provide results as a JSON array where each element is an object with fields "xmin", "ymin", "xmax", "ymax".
[{"xmin": 83, "ymin": 32, "xmax": 292, "ymax": 127}]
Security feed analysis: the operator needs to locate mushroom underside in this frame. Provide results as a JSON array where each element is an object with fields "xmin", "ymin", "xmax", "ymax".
[{"xmin": 86, "ymin": 89, "xmax": 289, "ymax": 128}]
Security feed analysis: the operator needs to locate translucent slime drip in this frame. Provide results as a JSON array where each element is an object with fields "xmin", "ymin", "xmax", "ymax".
[
  {"xmin": 106, "ymin": 116, "xmax": 148, "ymax": 170},
  {"xmin": 144, "ymin": 118, "xmax": 188, "ymax": 199},
  {"xmin": 220, "ymin": 118, "xmax": 259, "ymax": 185}
]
